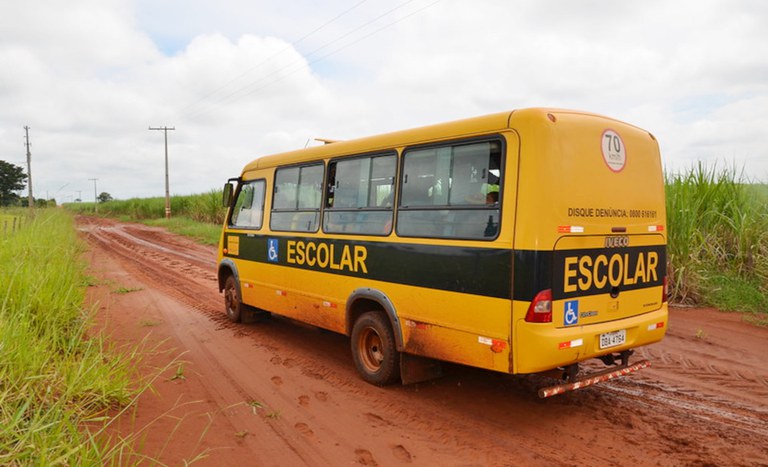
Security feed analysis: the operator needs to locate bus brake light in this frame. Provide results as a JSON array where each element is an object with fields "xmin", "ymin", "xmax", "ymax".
[{"xmin": 526, "ymin": 289, "xmax": 553, "ymax": 323}]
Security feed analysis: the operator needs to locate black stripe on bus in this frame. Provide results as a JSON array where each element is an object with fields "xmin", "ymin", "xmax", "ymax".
[
  {"xmin": 223, "ymin": 234, "xmax": 665, "ymax": 302},
  {"xmin": 514, "ymin": 245, "xmax": 666, "ymax": 301},
  {"xmin": 224, "ymin": 233, "xmax": 513, "ymax": 299}
]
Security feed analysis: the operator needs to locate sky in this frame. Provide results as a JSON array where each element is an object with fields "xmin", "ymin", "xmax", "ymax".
[{"xmin": 1, "ymin": 0, "xmax": 767, "ymax": 202}]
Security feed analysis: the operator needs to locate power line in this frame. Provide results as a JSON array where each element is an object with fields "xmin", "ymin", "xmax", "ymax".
[
  {"xmin": 180, "ymin": 0, "xmax": 371, "ymax": 117},
  {"xmin": 183, "ymin": 0, "xmax": 440, "ymax": 121},
  {"xmin": 184, "ymin": 0, "xmax": 418, "ymax": 119},
  {"xmin": 245, "ymin": 0, "xmax": 443, "ymax": 98}
]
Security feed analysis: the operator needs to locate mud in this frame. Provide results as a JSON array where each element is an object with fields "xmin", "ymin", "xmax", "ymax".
[{"xmin": 78, "ymin": 216, "xmax": 768, "ymax": 466}]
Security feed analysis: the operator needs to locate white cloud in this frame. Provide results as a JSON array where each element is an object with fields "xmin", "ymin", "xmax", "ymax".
[{"xmin": 0, "ymin": 0, "xmax": 767, "ymax": 202}]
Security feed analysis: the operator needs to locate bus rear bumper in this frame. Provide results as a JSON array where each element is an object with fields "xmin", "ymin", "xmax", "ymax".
[{"xmin": 514, "ymin": 304, "xmax": 668, "ymax": 374}]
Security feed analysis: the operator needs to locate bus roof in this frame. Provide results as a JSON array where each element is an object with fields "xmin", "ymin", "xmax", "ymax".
[
  {"xmin": 243, "ymin": 110, "xmax": 515, "ymax": 172},
  {"xmin": 241, "ymin": 108, "xmax": 635, "ymax": 173}
]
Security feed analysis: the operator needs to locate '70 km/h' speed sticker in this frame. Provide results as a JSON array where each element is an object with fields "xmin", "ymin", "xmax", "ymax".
[{"xmin": 601, "ymin": 129, "xmax": 626, "ymax": 172}]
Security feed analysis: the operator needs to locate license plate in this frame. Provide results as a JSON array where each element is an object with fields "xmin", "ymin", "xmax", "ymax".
[{"xmin": 599, "ymin": 329, "xmax": 626, "ymax": 349}]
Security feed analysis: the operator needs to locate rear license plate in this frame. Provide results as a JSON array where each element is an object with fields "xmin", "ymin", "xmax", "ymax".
[{"xmin": 599, "ymin": 329, "xmax": 626, "ymax": 349}]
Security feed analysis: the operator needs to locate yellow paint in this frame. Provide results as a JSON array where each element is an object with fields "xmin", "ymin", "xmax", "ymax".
[
  {"xmin": 227, "ymin": 235, "xmax": 240, "ymax": 256},
  {"xmin": 219, "ymin": 108, "xmax": 667, "ymax": 378}
]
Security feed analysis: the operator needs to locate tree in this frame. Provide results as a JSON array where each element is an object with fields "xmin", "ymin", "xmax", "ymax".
[
  {"xmin": 97, "ymin": 192, "xmax": 113, "ymax": 203},
  {"xmin": 0, "ymin": 160, "xmax": 27, "ymax": 207}
]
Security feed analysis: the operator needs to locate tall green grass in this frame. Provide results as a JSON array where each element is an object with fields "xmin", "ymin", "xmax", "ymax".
[
  {"xmin": 0, "ymin": 209, "xmax": 142, "ymax": 464},
  {"xmin": 67, "ymin": 190, "xmax": 225, "ymax": 225},
  {"xmin": 65, "ymin": 190, "xmax": 225, "ymax": 245},
  {"xmin": 666, "ymin": 163, "xmax": 768, "ymax": 314}
]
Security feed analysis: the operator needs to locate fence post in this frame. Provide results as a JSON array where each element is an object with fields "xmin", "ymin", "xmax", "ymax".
[
  {"xmin": 12, "ymin": 217, "xmax": 17, "ymax": 234},
  {"xmin": 3, "ymin": 220, "xmax": 6, "ymax": 238}
]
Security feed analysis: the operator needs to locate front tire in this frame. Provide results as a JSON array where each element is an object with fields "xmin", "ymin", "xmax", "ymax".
[
  {"xmin": 223, "ymin": 274, "xmax": 242, "ymax": 323},
  {"xmin": 351, "ymin": 311, "xmax": 401, "ymax": 386}
]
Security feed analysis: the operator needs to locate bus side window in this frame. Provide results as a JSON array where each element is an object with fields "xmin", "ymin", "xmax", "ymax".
[
  {"xmin": 323, "ymin": 153, "xmax": 396, "ymax": 236},
  {"xmin": 398, "ymin": 139, "xmax": 502, "ymax": 240},
  {"xmin": 230, "ymin": 180, "xmax": 266, "ymax": 229},
  {"xmin": 271, "ymin": 164, "xmax": 323, "ymax": 232}
]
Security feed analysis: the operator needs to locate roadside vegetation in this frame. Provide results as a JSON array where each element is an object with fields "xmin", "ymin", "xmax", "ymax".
[
  {"xmin": 666, "ymin": 163, "xmax": 768, "ymax": 324},
  {"xmin": 0, "ymin": 209, "xmax": 146, "ymax": 463},
  {"xmin": 62, "ymin": 165, "xmax": 768, "ymax": 320},
  {"xmin": 66, "ymin": 190, "xmax": 224, "ymax": 245}
]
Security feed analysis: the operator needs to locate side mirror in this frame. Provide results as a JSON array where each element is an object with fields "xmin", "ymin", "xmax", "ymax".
[{"xmin": 222, "ymin": 182, "xmax": 234, "ymax": 207}]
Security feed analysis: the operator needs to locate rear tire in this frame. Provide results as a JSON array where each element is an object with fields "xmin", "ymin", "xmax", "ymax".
[
  {"xmin": 223, "ymin": 274, "xmax": 242, "ymax": 323},
  {"xmin": 351, "ymin": 311, "xmax": 401, "ymax": 386}
]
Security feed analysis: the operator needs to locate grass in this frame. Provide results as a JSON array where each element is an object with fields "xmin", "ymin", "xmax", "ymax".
[
  {"xmin": 66, "ymin": 190, "xmax": 226, "ymax": 225},
  {"xmin": 113, "ymin": 286, "xmax": 143, "ymax": 295},
  {"xmin": 0, "ymin": 209, "xmax": 143, "ymax": 464},
  {"xmin": 169, "ymin": 365, "xmax": 186, "ymax": 382},
  {"xmin": 65, "ymin": 190, "xmax": 224, "ymax": 245},
  {"xmin": 666, "ymin": 163, "xmax": 768, "ymax": 313},
  {"xmin": 141, "ymin": 217, "xmax": 221, "ymax": 246}
]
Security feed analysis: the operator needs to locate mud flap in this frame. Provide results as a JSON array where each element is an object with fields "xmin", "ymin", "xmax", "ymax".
[
  {"xmin": 400, "ymin": 353, "xmax": 443, "ymax": 385},
  {"xmin": 538, "ymin": 359, "xmax": 651, "ymax": 398}
]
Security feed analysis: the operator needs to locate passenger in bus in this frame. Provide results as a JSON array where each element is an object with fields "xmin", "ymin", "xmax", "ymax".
[{"xmin": 486, "ymin": 190, "xmax": 499, "ymax": 205}]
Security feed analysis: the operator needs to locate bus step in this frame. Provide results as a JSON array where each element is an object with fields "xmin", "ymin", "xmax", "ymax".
[{"xmin": 538, "ymin": 359, "xmax": 651, "ymax": 398}]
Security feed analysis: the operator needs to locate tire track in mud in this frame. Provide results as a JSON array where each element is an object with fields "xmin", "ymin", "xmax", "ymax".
[
  {"xmin": 81, "ymin": 222, "xmax": 352, "ymax": 465},
  {"xmin": 77, "ymin": 217, "xmax": 768, "ymax": 466},
  {"xmin": 79, "ymin": 220, "xmax": 577, "ymax": 465},
  {"xmin": 604, "ymin": 378, "xmax": 768, "ymax": 437},
  {"xmin": 636, "ymin": 338, "xmax": 768, "ymax": 408},
  {"xmin": 79, "ymin": 220, "xmax": 485, "ymax": 464},
  {"xmin": 79, "ymin": 223, "xmax": 222, "ymax": 316}
]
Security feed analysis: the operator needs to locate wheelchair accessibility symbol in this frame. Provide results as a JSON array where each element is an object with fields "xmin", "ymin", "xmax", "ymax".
[
  {"xmin": 267, "ymin": 238, "xmax": 279, "ymax": 263},
  {"xmin": 564, "ymin": 300, "xmax": 579, "ymax": 326}
]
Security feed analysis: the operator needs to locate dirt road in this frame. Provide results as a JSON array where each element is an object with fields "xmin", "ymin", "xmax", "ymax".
[{"xmin": 78, "ymin": 216, "xmax": 768, "ymax": 466}]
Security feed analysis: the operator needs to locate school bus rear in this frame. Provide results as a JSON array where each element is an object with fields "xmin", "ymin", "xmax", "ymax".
[{"xmin": 510, "ymin": 109, "xmax": 668, "ymax": 382}]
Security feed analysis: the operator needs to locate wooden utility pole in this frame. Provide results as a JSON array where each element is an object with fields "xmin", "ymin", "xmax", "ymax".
[
  {"xmin": 24, "ymin": 126, "xmax": 33, "ymax": 209},
  {"xmin": 148, "ymin": 126, "xmax": 175, "ymax": 219}
]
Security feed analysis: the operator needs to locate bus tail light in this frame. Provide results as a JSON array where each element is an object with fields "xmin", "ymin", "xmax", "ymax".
[
  {"xmin": 526, "ymin": 289, "xmax": 553, "ymax": 323},
  {"xmin": 662, "ymin": 276, "xmax": 669, "ymax": 303}
]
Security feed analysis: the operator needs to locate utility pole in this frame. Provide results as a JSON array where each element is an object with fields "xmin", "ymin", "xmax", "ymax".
[
  {"xmin": 89, "ymin": 178, "xmax": 99, "ymax": 213},
  {"xmin": 24, "ymin": 126, "xmax": 33, "ymax": 209},
  {"xmin": 148, "ymin": 126, "xmax": 175, "ymax": 219}
]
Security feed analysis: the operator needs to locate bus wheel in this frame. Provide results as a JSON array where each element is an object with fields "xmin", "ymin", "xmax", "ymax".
[
  {"xmin": 223, "ymin": 275, "xmax": 242, "ymax": 323},
  {"xmin": 351, "ymin": 311, "xmax": 401, "ymax": 386}
]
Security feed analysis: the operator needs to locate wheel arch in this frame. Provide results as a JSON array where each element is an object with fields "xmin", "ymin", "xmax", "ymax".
[
  {"xmin": 346, "ymin": 288, "xmax": 404, "ymax": 351},
  {"xmin": 218, "ymin": 259, "xmax": 241, "ymax": 294}
]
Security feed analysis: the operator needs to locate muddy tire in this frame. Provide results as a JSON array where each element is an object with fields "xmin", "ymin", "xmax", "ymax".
[
  {"xmin": 351, "ymin": 311, "xmax": 401, "ymax": 386},
  {"xmin": 223, "ymin": 274, "xmax": 242, "ymax": 323}
]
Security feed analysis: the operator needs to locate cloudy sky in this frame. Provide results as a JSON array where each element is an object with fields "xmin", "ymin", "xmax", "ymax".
[{"xmin": 1, "ymin": 0, "xmax": 766, "ymax": 202}]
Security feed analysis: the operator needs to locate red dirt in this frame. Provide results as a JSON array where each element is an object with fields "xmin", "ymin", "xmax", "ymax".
[{"xmin": 78, "ymin": 216, "xmax": 768, "ymax": 466}]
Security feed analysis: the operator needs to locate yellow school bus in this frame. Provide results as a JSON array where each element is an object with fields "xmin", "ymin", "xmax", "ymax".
[{"xmin": 217, "ymin": 108, "xmax": 668, "ymax": 397}]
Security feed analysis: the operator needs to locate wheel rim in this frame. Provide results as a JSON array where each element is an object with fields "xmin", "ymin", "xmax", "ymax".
[{"xmin": 358, "ymin": 327, "xmax": 384, "ymax": 373}]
